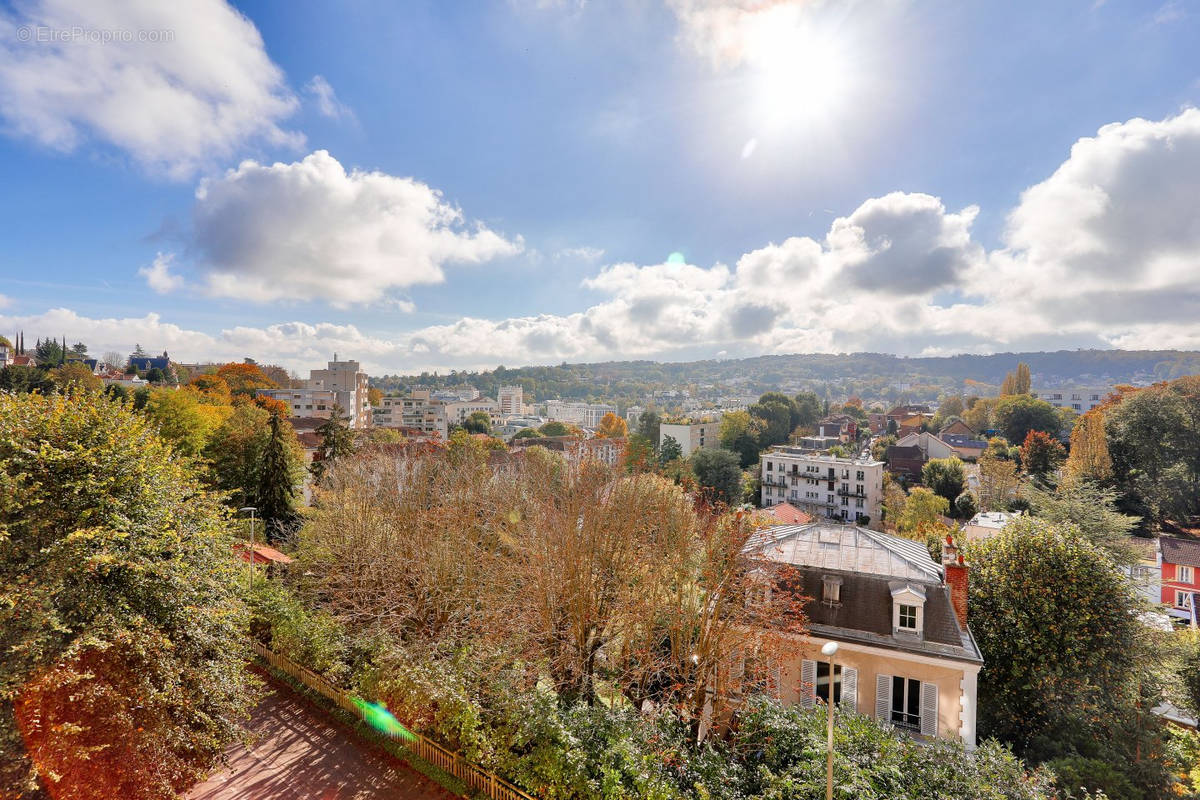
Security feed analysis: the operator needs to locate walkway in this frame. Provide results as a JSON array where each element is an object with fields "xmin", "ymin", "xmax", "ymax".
[{"xmin": 186, "ymin": 680, "xmax": 457, "ymax": 800}]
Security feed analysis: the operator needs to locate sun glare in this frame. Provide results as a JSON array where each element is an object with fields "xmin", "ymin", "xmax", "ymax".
[{"xmin": 743, "ymin": 10, "xmax": 852, "ymax": 130}]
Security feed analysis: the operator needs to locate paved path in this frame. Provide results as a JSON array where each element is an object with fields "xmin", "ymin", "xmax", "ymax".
[{"xmin": 186, "ymin": 680, "xmax": 457, "ymax": 800}]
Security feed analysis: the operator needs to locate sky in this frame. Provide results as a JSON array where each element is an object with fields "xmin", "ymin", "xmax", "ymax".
[{"xmin": 0, "ymin": 0, "xmax": 1199, "ymax": 375}]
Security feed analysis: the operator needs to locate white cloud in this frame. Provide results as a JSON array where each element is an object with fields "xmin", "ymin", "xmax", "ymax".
[
  {"xmin": 0, "ymin": 294, "xmax": 10, "ymax": 309},
  {"xmin": 555, "ymin": 246, "xmax": 605, "ymax": 262},
  {"xmin": 304, "ymin": 75, "xmax": 353, "ymax": 120},
  {"xmin": 137, "ymin": 252, "xmax": 184, "ymax": 294},
  {"xmin": 191, "ymin": 150, "xmax": 523, "ymax": 306},
  {"xmin": 0, "ymin": 0, "xmax": 302, "ymax": 179}
]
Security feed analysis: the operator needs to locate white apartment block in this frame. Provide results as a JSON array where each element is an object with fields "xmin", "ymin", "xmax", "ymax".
[
  {"xmin": 262, "ymin": 355, "xmax": 370, "ymax": 428},
  {"xmin": 760, "ymin": 447, "xmax": 884, "ymax": 526},
  {"xmin": 498, "ymin": 385, "xmax": 525, "ymax": 416},
  {"xmin": 373, "ymin": 390, "xmax": 449, "ymax": 439},
  {"xmin": 658, "ymin": 418, "xmax": 721, "ymax": 458},
  {"xmin": 1030, "ymin": 385, "xmax": 1114, "ymax": 414},
  {"xmin": 445, "ymin": 397, "xmax": 499, "ymax": 426},
  {"xmin": 545, "ymin": 400, "xmax": 617, "ymax": 429}
]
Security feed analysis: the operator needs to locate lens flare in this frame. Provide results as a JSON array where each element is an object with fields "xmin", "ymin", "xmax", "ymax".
[{"xmin": 353, "ymin": 698, "xmax": 416, "ymax": 742}]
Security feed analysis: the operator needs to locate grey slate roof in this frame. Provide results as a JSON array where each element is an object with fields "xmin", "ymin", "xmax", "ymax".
[{"xmin": 1161, "ymin": 536, "xmax": 1200, "ymax": 568}]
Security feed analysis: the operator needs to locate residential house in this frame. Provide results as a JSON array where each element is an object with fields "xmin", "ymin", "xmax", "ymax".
[
  {"xmin": 939, "ymin": 433, "xmax": 988, "ymax": 461},
  {"xmin": 129, "ymin": 351, "xmax": 175, "ymax": 380},
  {"xmin": 760, "ymin": 447, "xmax": 884, "ymax": 526},
  {"xmin": 762, "ymin": 501, "xmax": 814, "ymax": 526},
  {"xmin": 1160, "ymin": 536, "xmax": 1200, "ymax": 621},
  {"xmin": 867, "ymin": 413, "xmax": 887, "ymax": 435},
  {"xmin": 884, "ymin": 444, "xmax": 926, "ymax": 482},
  {"xmin": 745, "ymin": 523, "xmax": 981, "ymax": 746},
  {"xmin": 961, "ymin": 511, "xmax": 1020, "ymax": 544},
  {"xmin": 939, "ymin": 419, "xmax": 976, "ymax": 438}
]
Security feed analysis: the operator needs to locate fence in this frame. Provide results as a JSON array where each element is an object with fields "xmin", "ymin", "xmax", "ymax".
[{"xmin": 250, "ymin": 640, "xmax": 535, "ymax": 800}]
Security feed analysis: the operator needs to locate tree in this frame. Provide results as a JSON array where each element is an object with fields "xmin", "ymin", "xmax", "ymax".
[
  {"xmin": 512, "ymin": 427, "xmax": 543, "ymax": 440},
  {"xmin": 129, "ymin": 343, "xmax": 149, "ymax": 361},
  {"xmin": 595, "ymin": 412, "xmax": 628, "ymax": 439},
  {"xmin": 205, "ymin": 403, "xmax": 303, "ymax": 513},
  {"xmin": 896, "ymin": 487, "xmax": 950, "ymax": 537},
  {"xmin": 954, "ymin": 491, "xmax": 978, "ymax": 520},
  {"xmin": 215, "ymin": 362, "xmax": 279, "ymax": 397},
  {"xmin": 0, "ymin": 365, "xmax": 52, "ymax": 394},
  {"xmin": 999, "ymin": 362, "xmax": 1032, "ymax": 396},
  {"xmin": 101, "ymin": 350, "xmax": 124, "ymax": 370},
  {"xmin": 994, "ymin": 394, "xmax": 1062, "ymax": 448},
  {"xmin": 977, "ymin": 453, "xmax": 1020, "ymax": 511},
  {"xmin": 0, "ymin": 391, "xmax": 251, "ymax": 798},
  {"xmin": 719, "ymin": 410, "xmax": 761, "ymax": 468},
  {"xmin": 962, "ymin": 396, "xmax": 997, "ymax": 434},
  {"xmin": 1065, "ymin": 410, "xmax": 1113, "ymax": 485},
  {"xmin": 635, "ymin": 410, "xmax": 660, "ymax": 450},
  {"xmin": 792, "ymin": 391, "xmax": 822, "ymax": 429},
  {"xmin": 691, "ymin": 447, "xmax": 743, "ymax": 506},
  {"xmin": 539, "ymin": 420, "xmax": 571, "ymax": 437},
  {"xmin": 188, "ymin": 374, "xmax": 233, "ymax": 405},
  {"xmin": 144, "ymin": 366, "xmax": 167, "ymax": 384},
  {"xmin": 969, "ymin": 518, "xmax": 1169, "ymax": 793},
  {"xmin": 1024, "ymin": 480, "xmax": 1139, "ymax": 565},
  {"xmin": 48, "ymin": 361, "xmax": 102, "ymax": 392},
  {"xmin": 1020, "ymin": 430, "xmax": 1065, "ymax": 480},
  {"xmin": 69, "ymin": 341, "xmax": 88, "ymax": 356},
  {"xmin": 312, "ymin": 405, "xmax": 357, "ymax": 481},
  {"xmin": 33, "ymin": 337, "xmax": 65, "ymax": 367},
  {"xmin": 367, "ymin": 387, "xmax": 383, "ymax": 407},
  {"xmin": 257, "ymin": 412, "xmax": 301, "ymax": 541},
  {"xmin": 749, "ymin": 393, "xmax": 795, "ymax": 448},
  {"xmin": 463, "ymin": 410, "xmax": 492, "ymax": 434},
  {"xmin": 658, "ymin": 434, "xmax": 683, "ymax": 465},
  {"xmin": 143, "ymin": 387, "xmax": 231, "ymax": 456},
  {"xmin": 921, "ymin": 457, "xmax": 966, "ymax": 504},
  {"xmin": 621, "ymin": 433, "xmax": 655, "ymax": 473},
  {"xmin": 932, "ymin": 394, "xmax": 965, "ymax": 431}
]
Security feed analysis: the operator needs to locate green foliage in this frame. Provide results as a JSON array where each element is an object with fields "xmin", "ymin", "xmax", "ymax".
[
  {"xmin": 690, "ymin": 447, "xmax": 743, "ymax": 505},
  {"xmin": 1046, "ymin": 756, "xmax": 1140, "ymax": 800},
  {"xmin": 719, "ymin": 410, "xmax": 761, "ymax": 468},
  {"xmin": 0, "ymin": 364, "xmax": 54, "ymax": 394},
  {"xmin": 954, "ymin": 491, "xmax": 978, "ymax": 520},
  {"xmin": 1024, "ymin": 480, "xmax": 1140, "ymax": 565},
  {"xmin": 658, "ymin": 435, "xmax": 683, "ymax": 465},
  {"xmin": 249, "ymin": 580, "xmax": 356, "ymax": 686},
  {"xmin": 257, "ymin": 412, "xmax": 301, "ymax": 539},
  {"xmin": 33, "ymin": 337, "xmax": 65, "ymax": 366},
  {"xmin": 636, "ymin": 411, "xmax": 661, "ymax": 449},
  {"xmin": 312, "ymin": 404, "xmax": 357, "ymax": 482},
  {"xmin": 748, "ymin": 392, "xmax": 796, "ymax": 448},
  {"xmin": 993, "ymin": 395, "xmax": 1063, "ymax": 448},
  {"xmin": 922, "ymin": 457, "xmax": 966, "ymax": 504},
  {"xmin": 512, "ymin": 427, "xmax": 543, "ymax": 439},
  {"xmin": 968, "ymin": 518, "xmax": 1169, "ymax": 795},
  {"xmin": 540, "ymin": 420, "xmax": 571, "ymax": 437},
  {"xmin": 0, "ymin": 391, "xmax": 252, "ymax": 798},
  {"xmin": 463, "ymin": 410, "xmax": 492, "ymax": 435}
]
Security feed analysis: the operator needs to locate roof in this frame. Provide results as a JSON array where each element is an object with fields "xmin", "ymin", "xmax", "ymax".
[
  {"xmin": 129, "ymin": 356, "xmax": 171, "ymax": 371},
  {"xmin": 1161, "ymin": 536, "xmax": 1200, "ymax": 568},
  {"xmin": 235, "ymin": 543, "xmax": 295, "ymax": 565},
  {"xmin": 785, "ymin": 565, "xmax": 981, "ymax": 663},
  {"xmin": 746, "ymin": 522, "xmax": 942, "ymax": 583},
  {"xmin": 966, "ymin": 511, "xmax": 1017, "ymax": 530},
  {"xmin": 941, "ymin": 433, "xmax": 988, "ymax": 449},
  {"xmin": 763, "ymin": 502, "xmax": 814, "ymax": 525}
]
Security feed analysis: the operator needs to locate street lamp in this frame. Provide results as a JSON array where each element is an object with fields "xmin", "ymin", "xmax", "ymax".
[
  {"xmin": 238, "ymin": 507, "xmax": 257, "ymax": 592},
  {"xmin": 821, "ymin": 640, "xmax": 839, "ymax": 800}
]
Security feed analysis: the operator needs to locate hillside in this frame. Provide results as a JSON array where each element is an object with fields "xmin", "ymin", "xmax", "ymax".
[{"xmin": 372, "ymin": 349, "xmax": 1200, "ymax": 406}]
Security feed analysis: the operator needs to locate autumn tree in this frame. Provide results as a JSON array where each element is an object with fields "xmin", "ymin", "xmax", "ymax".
[
  {"xmin": 0, "ymin": 391, "xmax": 251, "ymax": 799},
  {"xmin": 48, "ymin": 361, "xmax": 101, "ymax": 392},
  {"xmin": 895, "ymin": 487, "xmax": 950, "ymax": 537},
  {"xmin": 367, "ymin": 387, "xmax": 383, "ymax": 407},
  {"xmin": 188, "ymin": 374, "xmax": 233, "ymax": 405},
  {"xmin": 621, "ymin": 433, "xmax": 656, "ymax": 473},
  {"xmin": 720, "ymin": 409, "xmax": 761, "ymax": 467},
  {"xmin": 205, "ymin": 403, "xmax": 303, "ymax": 513},
  {"xmin": 215, "ymin": 361, "xmax": 279, "ymax": 397},
  {"xmin": 999, "ymin": 362, "xmax": 1032, "ymax": 396},
  {"xmin": 143, "ymin": 387, "xmax": 232, "ymax": 456},
  {"xmin": 1020, "ymin": 430, "xmax": 1065, "ymax": 481},
  {"xmin": 1064, "ymin": 410, "xmax": 1113, "ymax": 485},
  {"xmin": 539, "ymin": 420, "xmax": 571, "ymax": 437},
  {"xmin": 931, "ymin": 394, "xmax": 965, "ymax": 431},
  {"xmin": 977, "ymin": 453, "xmax": 1020, "ymax": 511},
  {"xmin": 595, "ymin": 412, "xmax": 628, "ymax": 439}
]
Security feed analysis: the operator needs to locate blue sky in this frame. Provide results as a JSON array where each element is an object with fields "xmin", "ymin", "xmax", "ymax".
[{"xmin": 1, "ymin": 0, "xmax": 1199, "ymax": 374}]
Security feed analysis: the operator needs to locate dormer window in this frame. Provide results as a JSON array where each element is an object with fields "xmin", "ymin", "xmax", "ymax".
[
  {"xmin": 889, "ymin": 582, "xmax": 927, "ymax": 636},
  {"xmin": 822, "ymin": 575, "xmax": 842, "ymax": 605}
]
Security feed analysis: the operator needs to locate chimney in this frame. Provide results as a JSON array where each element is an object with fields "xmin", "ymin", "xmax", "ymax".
[{"xmin": 942, "ymin": 534, "xmax": 969, "ymax": 628}]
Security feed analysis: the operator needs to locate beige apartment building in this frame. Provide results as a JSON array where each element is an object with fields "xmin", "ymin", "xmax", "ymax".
[
  {"xmin": 760, "ymin": 447, "xmax": 884, "ymax": 527},
  {"xmin": 745, "ymin": 523, "xmax": 980, "ymax": 747},
  {"xmin": 261, "ymin": 355, "xmax": 370, "ymax": 428},
  {"xmin": 498, "ymin": 385, "xmax": 525, "ymax": 416},
  {"xmin": 658, "ymin": 418, "xmax": 721, "ymax": 458}
]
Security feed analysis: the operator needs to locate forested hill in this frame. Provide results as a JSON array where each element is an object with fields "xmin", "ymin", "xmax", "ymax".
[{"xmin": 372, "ymin": 349, "xmax": 1200, "ymax": 406}]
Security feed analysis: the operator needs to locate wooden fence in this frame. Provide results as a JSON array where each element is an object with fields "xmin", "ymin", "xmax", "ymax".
[{"xmin": 250, "ymin": 640, "xmax": 535, "ymax": 800}]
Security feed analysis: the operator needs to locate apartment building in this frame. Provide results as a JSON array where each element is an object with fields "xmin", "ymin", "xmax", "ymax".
[
  {"xmin": 760, "ymin": 447, "xmax": 884, "ymax": 526},
  {"xmin": 658, "ymin": 418, "xmax": 722, "ymax": 458},
  {"xmin": 262, "ymin": 355, "xmax": 370, "ymax": 428},
  {"xmin": 445, "ymin": 397, "xmax": 499, "ymax": 426},
  {"xmin": 373, "ymin": 390, "xmax": 449, "ymax": 439},
  {"xmin": 498, "ymin": 385, "xmax": 526, "ymax": 416},
  {"xmin": 545, "ymin": 400, "xmax": 617, "ymax": 428},
  {"xmin": 1030, "ymin": 385, "xmax": 1114, "ymax": 414}
]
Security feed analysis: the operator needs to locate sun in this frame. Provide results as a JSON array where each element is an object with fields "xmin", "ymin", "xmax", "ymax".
[{"xmin": 743, "ymin": 10, "xmax": 853, "ymax": 130}]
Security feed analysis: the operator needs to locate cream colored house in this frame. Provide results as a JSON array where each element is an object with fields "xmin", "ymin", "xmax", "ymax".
[{"xmin": 745, "ymin": 523, "xmax": 981, "ymax": 747}]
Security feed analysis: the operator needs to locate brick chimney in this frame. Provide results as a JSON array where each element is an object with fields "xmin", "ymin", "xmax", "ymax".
[{"xmin": 942, "ymin": 534, "xmax": 969, "ymax": 628}]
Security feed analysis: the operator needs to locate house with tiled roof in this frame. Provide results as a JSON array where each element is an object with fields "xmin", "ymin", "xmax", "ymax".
[
  {"xmin": 1160, "ymin": 536, "xmax": 1200, "ymax": 620},
  {"xmin": 762, "ymin": 501, "xmax": 814, "ymax": 526},
  {"xmin": 744, "ymin": 522, "xmax": 981, "ymax": 746}
]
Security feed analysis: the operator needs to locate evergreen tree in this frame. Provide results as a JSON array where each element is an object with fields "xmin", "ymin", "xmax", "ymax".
[
  {"xmin": 312, "ymin": 404, "xmax": 356, "ymax": 482},
  {"xmin": 257, "ymin": 412, "xmax": 299, "ymax": 541}
]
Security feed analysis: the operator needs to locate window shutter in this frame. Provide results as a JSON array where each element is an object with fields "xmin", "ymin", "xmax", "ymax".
[
  {"xmin": 841, "ymin": 667, "xmax": 858, "ymax": 712},
  {"xmin": 920, "ymin": 682, "xmax": 938, "ymax": 737},
  {"xmin": 800, "ymin": 659, "xmax": 816, "ymax": 709},
  {"xmin": 875, "ymin": 674, "xmax": 892, "ymax": 722}
]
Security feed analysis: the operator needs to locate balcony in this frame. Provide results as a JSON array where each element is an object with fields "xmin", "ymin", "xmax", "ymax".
[{"xmin": 837, "ymin": 488, "xmax": 867, "ymax": 498}]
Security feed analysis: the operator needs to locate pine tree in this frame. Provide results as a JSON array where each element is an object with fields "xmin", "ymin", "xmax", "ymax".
[
  {"xmin": 256, "ymin": 412, "xmax": 298, "ymax": 542},
  {"xmin": 311, "ymin": 404, "xmax": 357, "ymax": 483}
]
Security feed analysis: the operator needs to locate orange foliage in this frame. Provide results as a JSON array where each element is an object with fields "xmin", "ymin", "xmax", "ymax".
[
  {"xmin": 215, "ymin": 362, "xmax": 279, "ymax": 396},
  {"xmin": 253, "ymin": 394, "xmax": 291, "ymax": 417}
]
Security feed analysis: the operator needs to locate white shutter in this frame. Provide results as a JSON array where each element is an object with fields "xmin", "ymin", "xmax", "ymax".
[
  {"xmin": 799, "ymin": 659, "xmax": 816, "ymax": 709},
  {"xmin": 841, "ymin": 667, "xmax": 858, "ymax": 712},
  {"xmin": 875, "ymin": 674, "xmax": 892, "ymax": 723},
  {"xmin": 920, "ymin": 682, "xmax": 939, "ymax": 737}
]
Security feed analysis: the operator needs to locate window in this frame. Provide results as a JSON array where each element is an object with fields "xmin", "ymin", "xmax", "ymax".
[
  {"xmin": 816, "ymin": 662, "xmax": 842, "ymax": 705},
  {"xmin": 891, "ymin": 677, "xmax": 921, "ymax": 729},
  {"xmin": 822, "ymin": 575, "xmax": 842, "ymax": 604},
  {"xmin": 856, "ymin": 470, "xmax": 865, "ymax": 480},
  {"xmin": 766, "ymin": 461, "xmax": 773, "ymax": 472},
  {"xmin": 898, "ymin": 604, "xmax": 917, "ymax": 630},
  {"xmin": 1180, "ymin": 565, "xmax": 1195, "ymax": 584},
  {"xmin": 1176, "ymin": 590, "xmax": 1193, "ymax": 609}
]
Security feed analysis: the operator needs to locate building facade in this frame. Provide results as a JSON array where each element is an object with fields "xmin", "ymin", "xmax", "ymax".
[
  {"xmin": 659, "ymin": 418, "xmax": 721, "ymax": 458},
  {"xmin": 1030, "ymin": 386, "xmax": 1115, "ymax": 414},
  {"xmin": 745, "ymin": 523, "xmax": 981, "ymax": 747},
  {"xmin": 545, "ymin": 400, "xmax": 618, "ymax": 428},
  {"xmin": 264, "ymin": 356, "xmax": 370, "ymax": 428},
  {"xmin": 498, "ymin": 385, "xmax": 525, "ymax": 416},
  {"xmin": 1160, "ymin": 536, "xmax": 1200, "ymax": 621},
  {"xmin": 760, "ymin": 448, "xmax": 884, "ymax": 526}
]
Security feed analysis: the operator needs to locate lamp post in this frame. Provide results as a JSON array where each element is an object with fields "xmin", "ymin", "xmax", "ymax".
[
  {"xmin": 821, "ymin": 640, "xmax": 839, "ymax": 800},
  {"xmin": 238, "ymin": 506, "xmax": 257, "ymax": 592}
]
